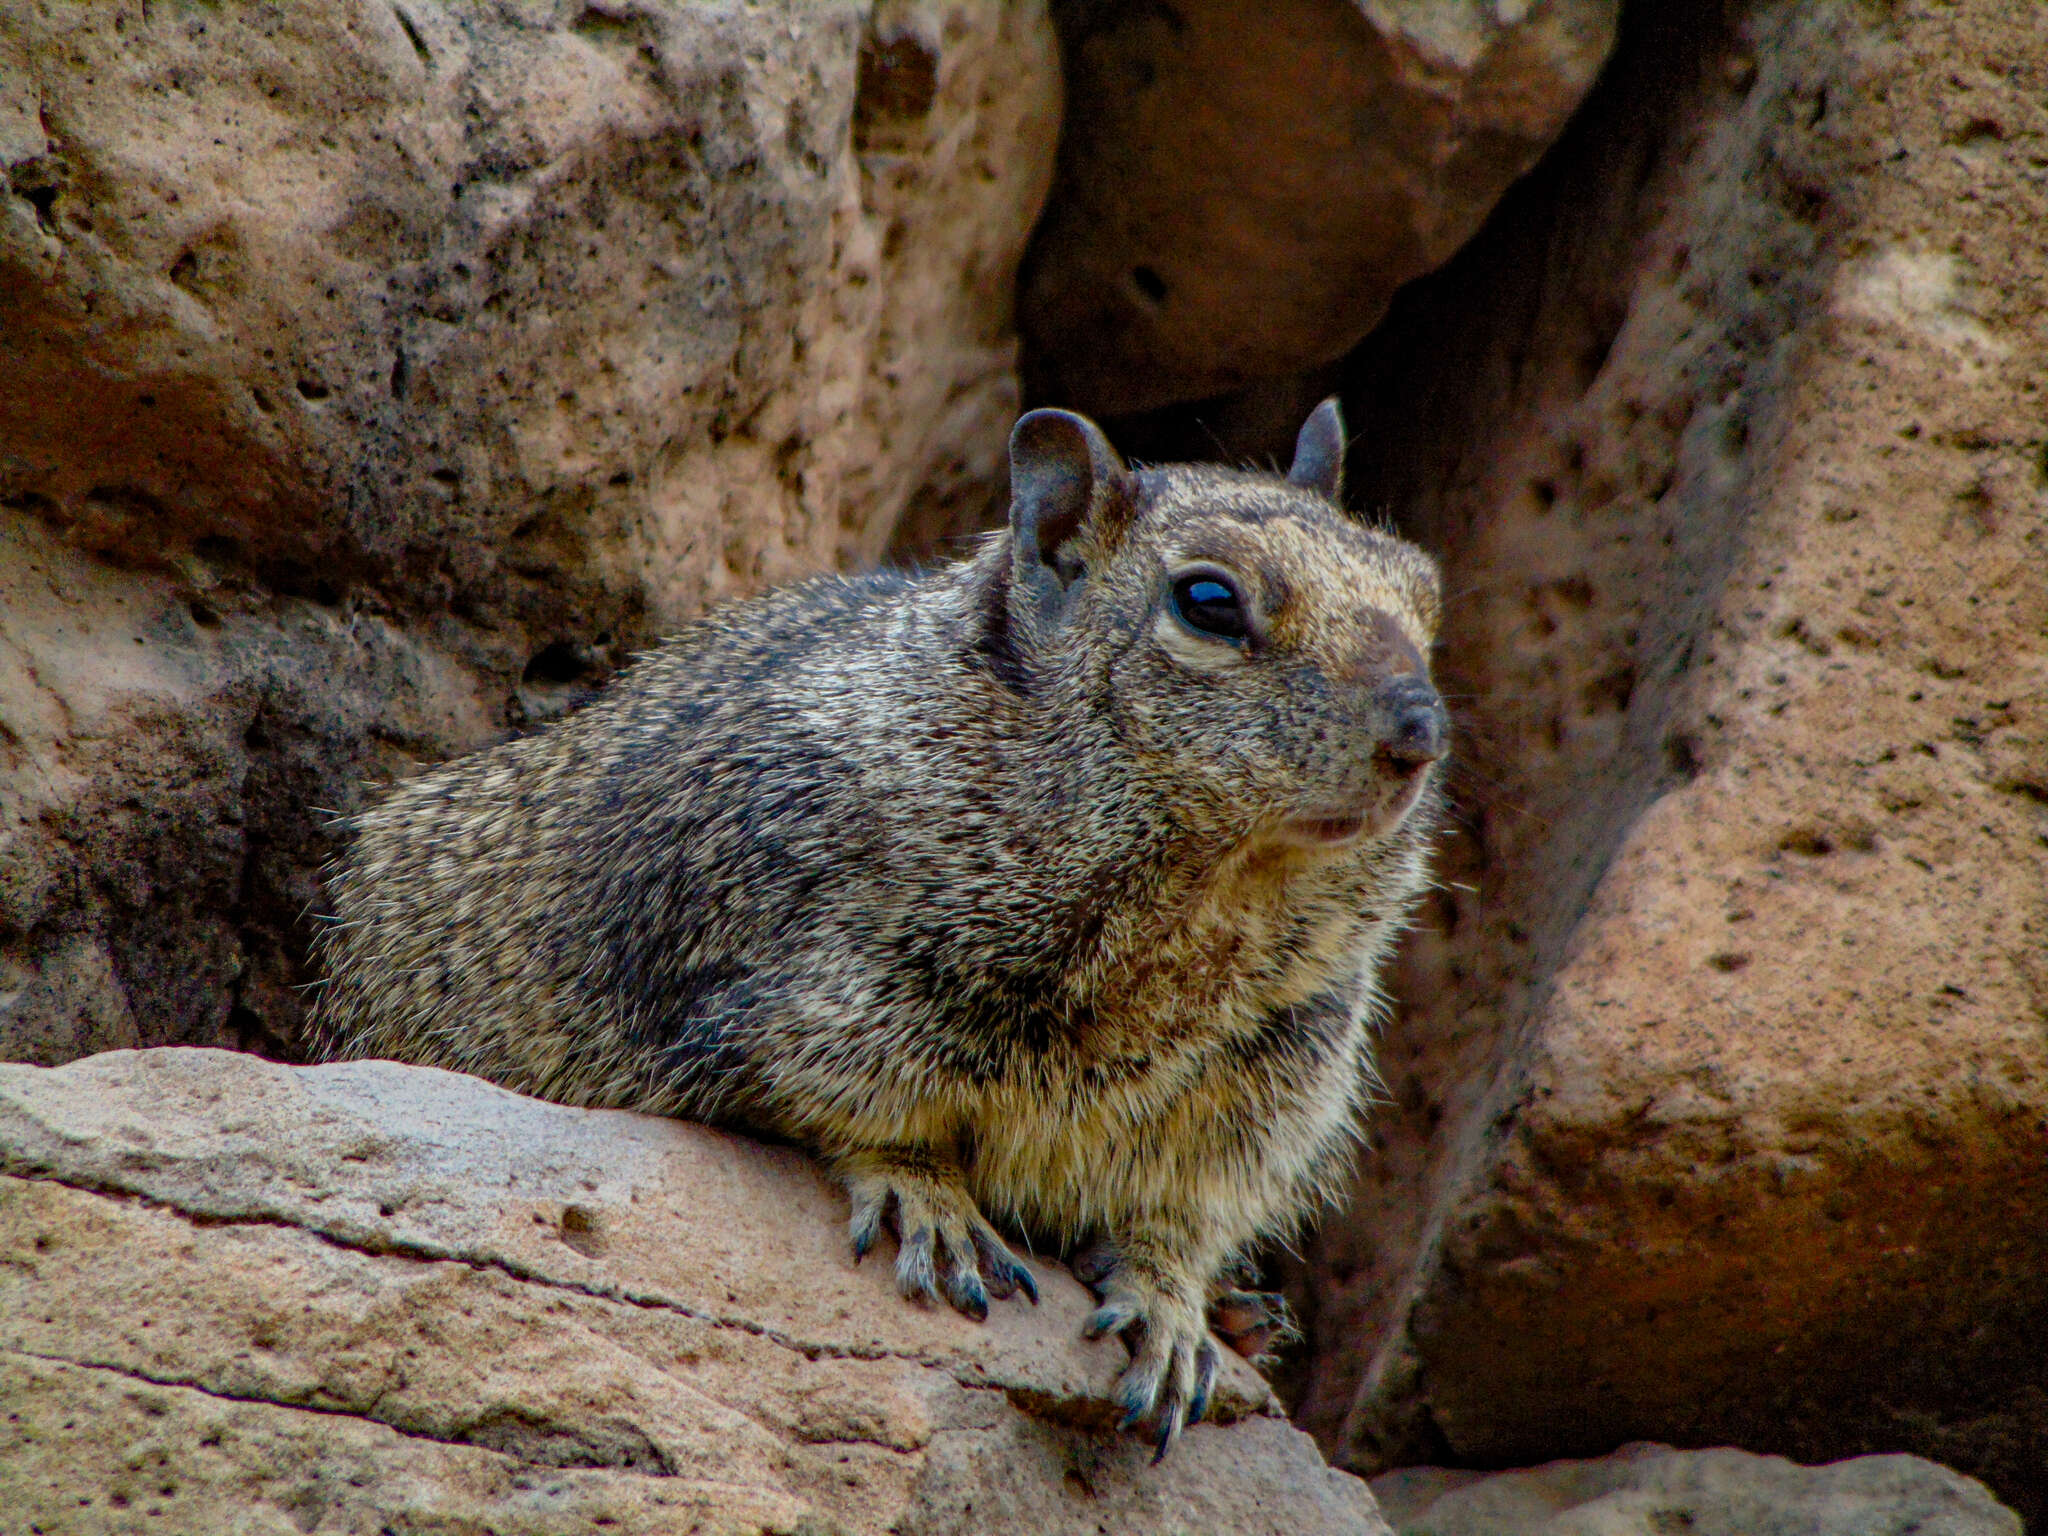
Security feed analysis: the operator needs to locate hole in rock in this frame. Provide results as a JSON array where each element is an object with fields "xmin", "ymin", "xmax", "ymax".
[
  {"xmin": 393, "ymin": 5, "xmax": 432, "ymax": 66},
  {"xmin": 523, "ymin": 641, "xmax": 596, "ymax": 688},
  {"xmin": 23, "ymin": 182, "xmax": 58, "ymax": 234},
  {"xmin": 559, "ymin": 1204, "xmax": 607, "ymax": 1259},
  {"xmin": 854, "ymin": 29, "xmax": 940, "ymax": 148}
]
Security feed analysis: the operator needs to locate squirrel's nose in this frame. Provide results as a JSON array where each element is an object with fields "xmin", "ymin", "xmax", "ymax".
[{"xmin": 1377, "ymin": 676, "xmax": 1448, "ymax": 766}]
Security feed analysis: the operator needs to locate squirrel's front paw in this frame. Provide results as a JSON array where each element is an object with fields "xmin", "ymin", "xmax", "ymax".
[
  {"xmin": 1084, "ymin": 1275, "xmax": 1219, "ymax": 1462},
  {"xmin": 1073, "ymin": 1242, "xmax": 1294, "ymax": 1366},
  {"xmin": 843, "ymin": 1158, "xmax": 1039, "ymax": 1321}
]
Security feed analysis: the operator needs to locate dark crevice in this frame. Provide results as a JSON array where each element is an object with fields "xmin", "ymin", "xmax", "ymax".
[
  {"xmin": 854, "ymin": 28, "xmax": 940, "ymax": 151},
  {"xmin": 391, "ymin": 4, "xmax": 432, "ymax": 67},
  {"xmin": 23, "ymin": 181, "xmax": 59, "ymax": 235}
]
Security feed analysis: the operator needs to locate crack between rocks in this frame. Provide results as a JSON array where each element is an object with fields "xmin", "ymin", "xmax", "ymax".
[
  {"xmin": 5, "ymin": 1346, "xmax": 674, "ymax": 1475},
  {"xmin": 1, "ymin": 1164, "xmax": 1160, "ymax": 1423}
]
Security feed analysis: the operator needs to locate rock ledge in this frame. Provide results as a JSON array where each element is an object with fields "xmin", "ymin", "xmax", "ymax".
[{"xmin": 0, "ymin": 1047, "xmax": 1386, "ymax": 1535}]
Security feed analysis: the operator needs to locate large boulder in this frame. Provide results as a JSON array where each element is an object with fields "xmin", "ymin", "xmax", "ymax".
[
  {"xmin": 1018, "ymin": 0, "xmax": 1619, "ymax": 420},
  {"xmin": 0, "ymin": 1047, "xmax": 1390, "ymax": 1535},
  {"xmin": 0, "ymin": 0, "xmax": 1058, "ymax": 1064},
  {"xmin": 1291, "ymin": 0, "xmax": 2048, "ymax": 1524},
  {"xmin": 1372, "ymin": 1443, "xmax": 2022, "ymax": 1536}
]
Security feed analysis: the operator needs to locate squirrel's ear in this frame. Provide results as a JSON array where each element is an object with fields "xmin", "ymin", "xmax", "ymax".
[
  {"xmin": 1008, "ymin": 408, "xmax": 1132, "ymax": 594},
  {"xmin": 1287, "ymin": 397, "xmax": 1346, "ymax": 502}
]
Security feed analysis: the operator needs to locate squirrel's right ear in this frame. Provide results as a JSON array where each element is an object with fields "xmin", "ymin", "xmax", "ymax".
[
  {"xmin": 1288, "ymin": 397, "xmax": 1347, "ymax": 502},
  {"xmin": 1008, "ymin": 409, "xmax": 1133, "ymax": 601}
]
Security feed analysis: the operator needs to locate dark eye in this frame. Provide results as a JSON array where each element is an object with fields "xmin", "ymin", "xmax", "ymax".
[{"xmin": 1171, "ymin": 573, "xmax": 1250, "ymax": 641}]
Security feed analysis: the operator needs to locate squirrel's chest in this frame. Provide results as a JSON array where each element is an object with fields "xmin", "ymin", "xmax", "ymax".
[
  {"xmin": 995, "ymin": 895, "xmax": 1377, "ymax": 1120},
  {"xmin": 937, "ymin": 886, "xmax": 1389, "ymax": 1233},
  {"xmin": 1086, "ymin": 867, "xmax": 1376, "ymax": 1042},
  {"xmin": 961, "ymin": 977, "xmax": 1371, "ymax": 1235}
]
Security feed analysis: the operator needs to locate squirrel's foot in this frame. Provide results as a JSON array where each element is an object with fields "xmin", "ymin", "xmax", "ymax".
[
  {"xmin": 1073, "ymin": 1242, "xmax": 1291, "ymax": 1364},
  {"xmin": 1210, "ymin": 1288, "xmax": 1299, "ymax": 1363},
  {"xmin": 1084, "ymin": 1269, "xmax": 1218, "ymax": 1462},
  {"xmin": 843, "ymin": 1157, "xmax": 1039, "ymax": 1321}
]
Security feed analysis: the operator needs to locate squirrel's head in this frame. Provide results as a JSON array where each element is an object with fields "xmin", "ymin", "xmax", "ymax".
[{"xmin": 995, "ymin": 397, "xmax": 1447, "ymax": 851}]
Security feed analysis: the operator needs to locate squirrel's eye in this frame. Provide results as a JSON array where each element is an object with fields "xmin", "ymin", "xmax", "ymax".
[{"xmin": 1171, "ymin": 573, "xmax": 1250, "ymax": 641}]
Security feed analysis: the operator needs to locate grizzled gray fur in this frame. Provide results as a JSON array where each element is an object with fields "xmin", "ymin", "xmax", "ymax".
[{"xmin": 313, "ymin": 399, "xmax": 1449, "ymax": 1457}]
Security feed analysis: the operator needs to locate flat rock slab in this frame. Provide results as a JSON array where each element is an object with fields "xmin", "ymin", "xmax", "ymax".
[
  {"xmin": 1373, "ymin": 1443, "xmax": 2023, "ymax": 1536},
  {"xmin": 0, "ymin": 1047, "xmax": 1387, "ymax": 1535}
]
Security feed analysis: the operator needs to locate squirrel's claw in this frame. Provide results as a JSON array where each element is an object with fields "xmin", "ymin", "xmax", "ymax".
[
  {"xmin": 848, "ymin": 1182, "xmax": 886, "ymax": 1262},
  {"xmin": 943, "ymin": 1253, "xmax": 991, "ymax": 1320},
  {"xmin": 842, "ymin": 1163, "xmax": 1037, "ymax": 1322},
  {"xmin": 1089, "ymin": 1273, "xmax": 1218, "ymax": 1460},
  {"xmin": 1186, "ymin": 1338, "xmax": 1218, "ymax": 1426},
  {"xmin": 895, "ymin": 1222, "xmax": 941, "ymax": 1302},
  {"xmin": 1151, "ymin": 1398, "xmax": 1187, "ymax": 1465},
  {"xmin": 1113, "ymin": 1322, "xmax": 1215, "ymax": 1460},
  {"xmin": 1084, "ymin": 1295, "xmax": 1142, "ymax": 1340},
  {"xmin": 973, "ymin": 1224, "xmax": 1040, "ymax": 1304}
]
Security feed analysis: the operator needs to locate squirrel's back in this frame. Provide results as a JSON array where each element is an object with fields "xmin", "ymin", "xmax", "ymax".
[{"xmin": 316, "ymin": 567, "xmax": 936, "ymax": 1114}]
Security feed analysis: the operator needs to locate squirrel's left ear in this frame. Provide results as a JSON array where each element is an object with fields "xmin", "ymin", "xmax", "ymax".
[
  {"xmin": 1008, "ymin": 408, "xmax": 1134, "ymax": 597},
  {"xmin": 1287, "ymin": 397, "xmax": 1346, "ymax": 503}
]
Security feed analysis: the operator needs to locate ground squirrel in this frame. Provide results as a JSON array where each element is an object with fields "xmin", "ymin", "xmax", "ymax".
[{"xmin": 313, "ymin": 398, "xmax": 1448, "ymax": 1456}]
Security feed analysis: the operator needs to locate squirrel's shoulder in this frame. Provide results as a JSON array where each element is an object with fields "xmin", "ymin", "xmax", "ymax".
[
  {"xmin": 679, "ymin": 565, "xmax": 930, "ymax": 652},
  {"xmin": 600, "ymin": 565, "xmax": 942, "ymax": 703}
]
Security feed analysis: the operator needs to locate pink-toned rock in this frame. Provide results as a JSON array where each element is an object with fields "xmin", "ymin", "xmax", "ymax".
[
  {"xmin": 1372, "ymin": 1443, "xmax": 2021, "ymax": 1536},
  {"xmin": 1289, "ymin": 0, "xmax": 2048, "ymax": 1525},
  {"xmin": 0, "ymin": 1047, "xmax": 1390, "ymax": 1534}
]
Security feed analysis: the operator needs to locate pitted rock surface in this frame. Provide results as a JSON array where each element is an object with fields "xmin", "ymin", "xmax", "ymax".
[
  {"xmin": 0, "ymin": 1047, "xmax": 1389, "ymax": 1535},
  {"xmin": 1290, "ymin": 1, "xmax": 2048, "ymax": 1525}
]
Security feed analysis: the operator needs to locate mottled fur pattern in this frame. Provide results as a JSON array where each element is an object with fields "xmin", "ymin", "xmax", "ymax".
[{"xmin": 312, "ymin": 401, "xmax": 1447, "ymax": 1457}]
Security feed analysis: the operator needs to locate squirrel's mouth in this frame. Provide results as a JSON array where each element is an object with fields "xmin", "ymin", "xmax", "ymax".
[
  {"xmin": 1282, "ymin": 760, "xmax": 1437, "ymax": 847},
  {"xmin": 1285, "ymin": 813, "xmax": 1369, "ymax": 845}
]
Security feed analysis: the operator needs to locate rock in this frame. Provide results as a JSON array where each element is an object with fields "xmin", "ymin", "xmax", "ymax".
[
  {"xmin": 1018, "ymin": 0, "xmax": 1619, "ymax": 419},
  {"xmin": 1287, "ymin": 0, "xmax": 2048, "ymax": 1524},
  {"xmin": 0, "ymin": 0, "xmax": 1058, "ymax": 1063},
  {"xmin": 1371, "ymin": 1443, "xmax": 2022, "ymax": 1536},
  {"xmin": 0, "ymin": 1047, "xmax": 1391, "ymax": 1535},
  {"xmin": 8, "ymin": 0, "xmax": 2045, "ymax": 1525}
]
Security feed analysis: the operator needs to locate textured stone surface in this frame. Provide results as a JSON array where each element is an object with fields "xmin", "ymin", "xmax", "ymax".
[
  {"xmin": 0, "ymin": 0, "xmax": 1058, "ymax": 1063},
  {"xmin": 1372, "ymin": 1443, "xmax": 2022, "ymax": 1536},
  {"xmin": 8, "ymin": 0, "xmax": 2047, "ymax": 1527},
  {"xmin": 1018, "ymin": 0, "xmax": 1618, "ymax": 419},
  {"xmin": 0, "ymin": 1048, "xmax": 1390, "ymax": 1535},
  {"xmin": 1287, "ymin": 0, "xmax": 2048, "ymax": 1524}
]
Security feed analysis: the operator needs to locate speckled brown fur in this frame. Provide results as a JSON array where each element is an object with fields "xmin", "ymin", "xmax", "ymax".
[{"xmin": 312, "ymin": 400, "xmax": 1448, "ymax": 1457}]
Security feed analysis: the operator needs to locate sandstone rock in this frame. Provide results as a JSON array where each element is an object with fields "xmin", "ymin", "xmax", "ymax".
[
  {"xmin": 1018, "ymin": 0, "xmax": 1619, "ymax": 419},
  {"xmin": 1371, "ymin": 1443, "xmax": 2022, "ymax": 1536},
  {"xmin": 1288, "ymin": 0, "xmax": 2048, "ymax": 1524},
  {"xmin": 0, "ymin": 1047, "xmax": 1391, "ymax": 1535},
  {"xmin": 0, "ymin": 0, "xmax": 1058, "ymax": 1062}
]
